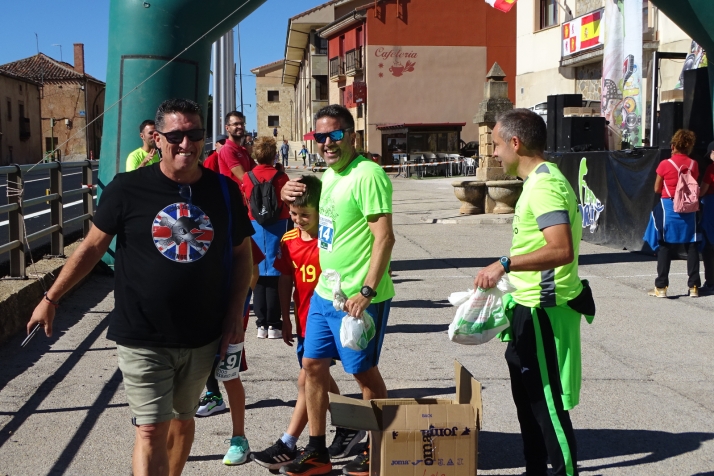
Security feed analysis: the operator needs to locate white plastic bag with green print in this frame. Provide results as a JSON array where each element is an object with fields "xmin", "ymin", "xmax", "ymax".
[
  {"xmin": 448, "ymin": 277, "xmax": 515, "ymax": 345},
  {"xmin": 340, "ymin": 311, "xmax": 376, "ymax": 351}
]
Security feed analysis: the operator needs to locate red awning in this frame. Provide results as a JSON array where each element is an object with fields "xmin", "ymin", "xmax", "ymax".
[{"xmin": 303, "ymin": 131, "xmax": 315, "ymax": 140}]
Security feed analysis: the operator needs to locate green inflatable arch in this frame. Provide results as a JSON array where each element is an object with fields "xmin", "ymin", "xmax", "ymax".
[{"xmin": 97, "ymin": 0, "xmax": 266, "ymax": 265}]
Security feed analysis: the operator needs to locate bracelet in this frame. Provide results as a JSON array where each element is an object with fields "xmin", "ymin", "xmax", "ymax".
[{"xmin": 43, "ymin": 292, "xmax": 59, "ymax": 308}]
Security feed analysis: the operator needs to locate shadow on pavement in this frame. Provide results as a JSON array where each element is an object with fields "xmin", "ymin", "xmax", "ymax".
[
  {"xmin": 390, "ymin": 299, "xmax": 451, "ymax": 309},
  {"xmin": 391, "ymin": 252, "xmax": 656, "ymax": 272},
  {"xmin": 478, "ymin": 429, "xmax": 714, "ymax": 472},
  {"xmin": 0, "ymin": 274, "xmax": 113, "ymax": 394},
  {"xmin": 386, "ymin": 323, "xmax": 449, "ymax": 334},
  {"xmin": 246, "ymin": 398, "xmax": 297, "ymax": 410}
]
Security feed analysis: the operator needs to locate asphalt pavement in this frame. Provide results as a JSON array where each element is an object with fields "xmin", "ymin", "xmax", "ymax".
[{"xmin": 0, "ymin": 173, "xmax": 713, "ymax": 476}]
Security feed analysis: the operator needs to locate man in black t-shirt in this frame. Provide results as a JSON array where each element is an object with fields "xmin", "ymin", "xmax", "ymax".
[{"xmin": 27, "ymin": 98, "xmax": 254, "ymax": 476}]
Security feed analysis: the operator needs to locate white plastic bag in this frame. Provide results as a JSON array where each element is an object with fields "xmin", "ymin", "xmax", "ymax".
[
  {"xmin": 322, "ymin": 269, "xmax": 349, "ymax": 311},
  {"xmin": 340, "ymin": 311, "xmax": 376, "ymax": 351},
  {"xmin": 448, "ymin": 277, "xmax": 515, "ymax": 345}
]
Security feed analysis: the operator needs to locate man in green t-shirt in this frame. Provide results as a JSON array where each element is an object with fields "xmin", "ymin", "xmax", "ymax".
[
  {"xmin": 475, "ymin": 109, "xmax": 594, "ymax": 476},
  {"xmin": 125, "ymin": 119, "xmax": 160, "ymax": 172},
  {"xmin": 280, "ymin": 105, "xmax": 395, "ymax": 476}
]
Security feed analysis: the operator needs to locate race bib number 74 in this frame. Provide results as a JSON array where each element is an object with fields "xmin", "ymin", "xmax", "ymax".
[{"xmin": 318, "ymin": 215, "xmax": 334, "ymax": 252}]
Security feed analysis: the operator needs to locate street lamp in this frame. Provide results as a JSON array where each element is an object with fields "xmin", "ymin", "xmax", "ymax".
[{"xmin": 52, "ymin": 44, "xmax": 63, "ymax": 62}]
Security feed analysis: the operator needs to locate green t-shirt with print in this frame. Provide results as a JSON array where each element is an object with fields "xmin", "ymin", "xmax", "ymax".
[
  {"xmin": 315, "ymin": 155, "xmax": 395, "ymax": 303},
  {"xmin": 510, "ymin": 161, "xmax": 583, "ymax": 308},
  {"xmin": 126, "ymin": 148, "xmax": 160, "ymax": 172}
]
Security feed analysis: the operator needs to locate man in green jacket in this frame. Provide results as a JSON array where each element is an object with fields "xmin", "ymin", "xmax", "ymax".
[{"xmin": 475, "ymin": 109, "xmax": 594, "ymax": 476}]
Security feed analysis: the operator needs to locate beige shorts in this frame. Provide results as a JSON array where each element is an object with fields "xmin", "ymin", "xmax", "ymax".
[{"xmin": 117, "ymin": 337, "xmax": 220, "ymax": 425}]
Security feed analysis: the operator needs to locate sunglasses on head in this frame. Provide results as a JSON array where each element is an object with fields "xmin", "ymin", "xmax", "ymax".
[
  {"xmin": 156, "ymin": 129, "xmax": 205, "ymax": 144},
  {"xmin": 314, "ymin": 128, "xmax": 352, "ymax": 144}
]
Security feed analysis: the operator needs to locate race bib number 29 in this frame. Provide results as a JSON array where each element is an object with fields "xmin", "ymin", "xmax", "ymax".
[{"xmin": 318, "ymin": 215, "xmax": 334, "ymax": 252}]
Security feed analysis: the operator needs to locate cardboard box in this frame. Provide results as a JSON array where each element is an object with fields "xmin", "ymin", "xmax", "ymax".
[
  {"xmin": 563, "ymin": 106, "xmax": 582, "ymax": 117},
  {"xmin": 329, "ymin": 361, "xmax": 482, "ymax": 476}
]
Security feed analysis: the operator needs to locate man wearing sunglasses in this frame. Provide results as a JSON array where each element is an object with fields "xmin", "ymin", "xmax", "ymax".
[
  {"xmin": 218, "ymin": 110, "xmax": 254, "ymax": 188},
  {"xmin": 280, "ymin": 105, "xmax": 395, "ymax": 476},
  {"xmin": 27, "ymin": 98, "xmax": 255, "ymax": 476}
]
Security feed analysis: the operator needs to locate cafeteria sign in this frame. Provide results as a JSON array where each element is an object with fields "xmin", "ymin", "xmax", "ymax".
[{"xmin": 562, "ymin": 8, "xmax": 603, "ymax": 58}]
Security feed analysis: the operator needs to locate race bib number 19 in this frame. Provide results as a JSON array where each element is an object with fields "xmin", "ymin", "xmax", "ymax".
[{"xmin": 318, "ymin": 215, "xmax": 334, "ymax": 252}]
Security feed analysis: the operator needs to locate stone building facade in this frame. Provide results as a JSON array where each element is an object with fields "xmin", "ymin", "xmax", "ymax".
[
  {"xmin": 250, "ymin": 60, "xmax": 295, "ymax": 142},
  {"xmin": 0, "ymin": 71, "xmax": 42, "ymax": 165},
  {"xmin": 0, "ymin": 44, "xmax": 105, "ymax": 162}
]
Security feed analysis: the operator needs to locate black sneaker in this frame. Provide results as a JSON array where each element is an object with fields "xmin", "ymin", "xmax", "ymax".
[
  {"xmin": 251, "ymin": 439, "xmax": 298, "ymax": 470},
  {"xmin": 342, "ymin": 448, "xmax": 369, "ymax": 476},
  {"xmin": 280, "ymin": 447, "xmax": 332, "ymax": 475},
  {"xmin": 328, "ymin": 428, "xmax": 366, "ymax": 458}
]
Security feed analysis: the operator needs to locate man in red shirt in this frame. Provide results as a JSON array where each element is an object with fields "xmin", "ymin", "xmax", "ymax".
[
  {"xmin": 218, "ymin": 111, "xmax": 254, "ymax": 188},
  {"xmin": 203, "ymin": 134, "xmax": 227, "ymax": 173}
]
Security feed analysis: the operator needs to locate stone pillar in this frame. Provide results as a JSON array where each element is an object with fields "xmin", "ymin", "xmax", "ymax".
[{"xmin": 473, "ymin": 62, "xmax": 514, "ymax": 212}]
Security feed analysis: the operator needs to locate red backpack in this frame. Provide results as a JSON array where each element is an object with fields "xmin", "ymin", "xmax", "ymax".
[{"xmin": 664, "ymin": 158, "xmax": 699, "ymax": 213}]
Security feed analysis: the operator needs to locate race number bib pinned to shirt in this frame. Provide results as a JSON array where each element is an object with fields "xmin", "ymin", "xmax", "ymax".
[{"xmin": 318, "ymin": 215, "xmax": 334, "ymax": 252}]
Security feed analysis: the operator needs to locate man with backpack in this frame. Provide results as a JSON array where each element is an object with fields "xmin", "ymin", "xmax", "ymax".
[{"xmin": 243, "ymin": 136, "xmax": 292, "ymax": 339}]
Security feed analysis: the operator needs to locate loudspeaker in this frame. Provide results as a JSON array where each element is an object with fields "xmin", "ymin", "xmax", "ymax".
[
  {"xmin": 658, "ymin": 101, "xmax": 684, "ymax": 149},
  {"xmin": 557, "ymin": 117, "xmax": 607, "ymax": 152},
  {"xmin": 682, "ymin": 67, "xmax": 713, "ymax": 151},
  {"xmin": 546, "ymin": 94, "xmax": 582, "ymax": 151}
]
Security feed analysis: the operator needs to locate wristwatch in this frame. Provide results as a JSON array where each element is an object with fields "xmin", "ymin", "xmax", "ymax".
[
  {"xmin": 499, "ymin": 256, "xmax": 511, "ymax": 273},
  {"xmin": 360, "ymin": 285, "xmax": 378, "ymax": 299}
]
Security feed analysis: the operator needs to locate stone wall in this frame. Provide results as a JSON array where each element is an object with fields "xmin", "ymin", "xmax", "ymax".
[
  {"xmin": 255, "ymin": 83, "xmax": 295, "ymax": 140},
  {"xmin": 575, "ymin": 64, "xmax": 602, "ymax": 101},
  {"xmin": 0, "ymin": 75, "xmax": 42, "ymax": 165},
  {"xmin": 575, "ymin": 0, "xmax": 603, "ymax": 17}
]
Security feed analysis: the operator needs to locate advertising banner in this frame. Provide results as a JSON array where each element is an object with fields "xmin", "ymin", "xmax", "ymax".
[
  {"xmin": 562, "ymin": 9, "xmax": 604, "ymax": 57},
  {"xmin": 547, "ymin": 149, "xmax": 662, "ymax": 251},
  {"xmin": 601, "ymin": 0, "xmax": 643, "ymax": 147}
]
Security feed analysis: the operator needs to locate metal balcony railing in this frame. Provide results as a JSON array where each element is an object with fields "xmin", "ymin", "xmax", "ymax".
[
  {"xmin": 0, "ymin": 160, "xmax": 97, "ymax": 278},
  {"xmin": 345, "ymin": 47, "xmax": 363, "ymax": 75},
  {"xmin": 329, "ymin": 57, "xmax": 344, "ymax": 80}
]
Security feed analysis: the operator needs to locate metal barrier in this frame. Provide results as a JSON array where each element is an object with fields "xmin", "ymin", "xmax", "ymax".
[{"xmin": 0, "ymin": 160, "xmax": 97, "ymax": 278}]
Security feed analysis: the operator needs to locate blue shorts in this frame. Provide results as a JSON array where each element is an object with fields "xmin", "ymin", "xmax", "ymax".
[
  {"xmin": 303, "ymin": 293, "xmax": 391, "ymax": 375},
  {"xmin": 296, "ymin": 336, "xmax": 337, "ymax": 369}
]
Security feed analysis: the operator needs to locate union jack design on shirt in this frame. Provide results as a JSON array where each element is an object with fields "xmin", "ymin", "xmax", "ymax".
[{"xmin": 152, "ymin": 202, "xmax": 214, "ymax": 262}]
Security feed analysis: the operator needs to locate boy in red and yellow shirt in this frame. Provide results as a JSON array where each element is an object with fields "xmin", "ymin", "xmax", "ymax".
[{"xmin": 252, "ymin": 176, "xmax": 363, "ymax": 471}]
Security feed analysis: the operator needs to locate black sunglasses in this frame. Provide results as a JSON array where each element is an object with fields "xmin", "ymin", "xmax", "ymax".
[
  {"xmin": 156, "ymin": 129, "xmax": 205, "ymax": 144},
  {"xmin": 314, "ymin": 128, "xmax": 352, "ymax": 144}
]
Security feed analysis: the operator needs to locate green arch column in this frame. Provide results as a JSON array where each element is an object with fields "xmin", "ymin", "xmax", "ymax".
[
  {"xmin": 98, "ymin": 0, "xmax": 266, "ymax": 266},
  {"xmin": 650, "ymin": 0, "xmax": 714, "ymax": 132}
]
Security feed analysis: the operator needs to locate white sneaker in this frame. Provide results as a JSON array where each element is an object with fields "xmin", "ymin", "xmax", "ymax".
[
  {"xmin": 267, "ymin": 326, "xmax": 281, "ymax": 339},
  {"xmin": 257, "ymin": 327, "xmax": 268, "ymax": 339}
]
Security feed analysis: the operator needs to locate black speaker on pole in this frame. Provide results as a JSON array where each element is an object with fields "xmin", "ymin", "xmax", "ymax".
[
  {"xmin": 682, "ymin": 67, "xmax": 713, "ymax": 152},
  {"xmin": 547, "ymin": 94, "xmax": 582, "ymax": 152},
  {"xmin": 557, "ymin": 117, "xmax": 607, "ymax": 152},
  {"xmin": 658, "ymin": 101, "xmax": 684, "ymax": 149}
]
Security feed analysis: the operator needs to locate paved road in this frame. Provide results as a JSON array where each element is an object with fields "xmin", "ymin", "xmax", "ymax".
[
  {"xmin": 0, "ymin": 175, "xmax": 713, "ymax": 475},
  {"xmin": 0, "ymin": 168, "xmax": 98, "ymax": 269}
]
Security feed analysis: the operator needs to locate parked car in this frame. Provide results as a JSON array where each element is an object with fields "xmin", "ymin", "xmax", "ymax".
[{"xmin": 460, "ymin": 141, "xmax": 479, "ymax": 157}]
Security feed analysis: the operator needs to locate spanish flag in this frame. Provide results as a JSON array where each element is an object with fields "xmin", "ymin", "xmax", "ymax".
[
  {"xmin": 485, "ymin": 0, "xmax": 517, "ymax": 13},
  {"xmin": 580, "ymin": 11, "xmax": 601, "ymax": 48}
]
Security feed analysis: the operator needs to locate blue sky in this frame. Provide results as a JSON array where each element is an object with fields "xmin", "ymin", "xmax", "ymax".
[{"xmin": 0, "ymin": 0, "xmax": 322, "ymax": 131}]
